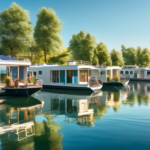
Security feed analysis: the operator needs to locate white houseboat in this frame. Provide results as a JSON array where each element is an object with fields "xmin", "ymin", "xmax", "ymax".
[
  {"xmin": 0, "ymin": 55, "xmax": 42, "ymax": 96},
  {"xmin": 97, "ymin": 66, "xmax": 130, "ymax": 86},
  {"xmin": 28, "ymin": 60, "xmax": 103, "ymax": 92},
  {"xmin": 119, "ymin": 67, "xmax": 150, "ymax": 81}
]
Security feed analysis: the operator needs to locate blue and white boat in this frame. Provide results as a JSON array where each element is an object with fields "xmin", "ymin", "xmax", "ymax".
[{"xmin": 28, "ymin": 60, "xmax": 103, "ymax": 92}]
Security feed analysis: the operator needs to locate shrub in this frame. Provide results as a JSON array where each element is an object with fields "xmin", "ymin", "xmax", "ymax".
[
  {"xmin": 113, "ymin": 76, "xmax": 119, "ymax": 81},
  {"xmin": 107, "ymin": 77, "xmax": 110, "ymax": 82},
  {"xmin": 4, "ymin": 76, "xmax": 11, "ymax": 86},
  {"xmin": 29, "ymin": 77, "xmax": 36, "ymax": 84}
]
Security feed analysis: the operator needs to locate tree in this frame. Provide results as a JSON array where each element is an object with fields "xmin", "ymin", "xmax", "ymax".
[
  {"xmin": 92, "ymin": 49, "xmax": 98, "ymax": 65},
  {"xmin": 136, "ymin": 47, "xmax": 150, "ymax": 67},
  {"xmin": 140, "ymin": 48, "xmax": 150, "ymax": 67},
  {"xmin": 110, "ymin": 49, "xmax": 124, "ymax": 66},
  {"xmin": 121, "ymin": 45, "xmax": 137, "ymax": 65},
  {"xmin": 0, "ymin": 3, "xmax": 33, "ymax": 57},
  {"xmin": 48, "ymin": 48, "xmax": 70, "ymax": 64},
  {"xmin": 34, "ymin": 7, "xmax": 63, "ymax": 63},
  {"xmin": 68, "ymin": 30, "xmax": 96, "ymax": 62},
  {"xmin": 96, "ymin": 42, "xmax": 112, "ymax": 66}
]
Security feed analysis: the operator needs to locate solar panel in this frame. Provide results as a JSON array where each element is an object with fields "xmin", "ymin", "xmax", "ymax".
[{"xmin": 0, "ymin": 55, "xmax": 17, "ymax": 60}]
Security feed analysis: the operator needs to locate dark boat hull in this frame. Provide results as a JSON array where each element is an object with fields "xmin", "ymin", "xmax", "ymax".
[
  {"xmin": 43, "ymin": 85, "xmax": 93, "ymax": 92},
  {"xmin": 1, "ymin": 87, "xmax": 42, "ymax": 97}
]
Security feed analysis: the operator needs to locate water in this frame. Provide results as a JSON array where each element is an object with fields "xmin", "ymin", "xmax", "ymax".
[{"xmin": 0, "ymin": 81, "xmax": 150, "ymax": 150}]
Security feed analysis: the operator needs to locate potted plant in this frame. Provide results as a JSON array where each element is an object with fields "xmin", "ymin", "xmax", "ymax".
[{"xmin": 4, "ymin": 76, "xmax": 11, "ymax": 87}]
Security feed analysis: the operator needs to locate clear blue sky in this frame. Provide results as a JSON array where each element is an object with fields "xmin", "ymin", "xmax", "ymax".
[{"xmin": 1, "ymin": 0, "xmax": 150, "ymax": 51}]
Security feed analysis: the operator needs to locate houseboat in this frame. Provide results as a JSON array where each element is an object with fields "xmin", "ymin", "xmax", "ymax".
[
  {"xmin": 97, "ymin": 66, "xmax": 130, "ymax": 86},
  {"xmin": 28, "ymin": 60, "xmax": 103, "ymax": 92},
  {"xmin": 0, "ymin": 56, "xmax": 42, "ymax": 96},
  {"xmin": 119, "ymin": 67, "xmax": 150, "ymax": 81}
]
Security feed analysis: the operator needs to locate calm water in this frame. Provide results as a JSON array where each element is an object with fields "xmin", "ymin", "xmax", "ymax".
[{"xmin": 0, "ymin": 81, "xmax": 150, "ymax": 150}]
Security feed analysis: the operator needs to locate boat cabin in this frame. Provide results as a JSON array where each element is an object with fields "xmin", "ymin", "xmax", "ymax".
[
  {"xmin": 28, "ymin": 60, "xmax": 103, "ymax": 91},
  {"xmin": 119, "ymin": 68, "xmax": 150, "ymax": 81}
]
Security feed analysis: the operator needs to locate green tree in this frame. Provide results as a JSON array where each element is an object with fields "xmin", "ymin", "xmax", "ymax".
[
  {"xmin": 140, "ymin": 48, "xmax": 150, "ymax": 67},
  {"xmin": 136, "ymin": 47, "xmax": 150, "ymax": 67},
  {"xmin": 68, "ymin": 30, "xmax": 96, "ymax": 62},
  {"xmin": 121, "ymin": 45, "xmax": 137, "ymax": 65},
  {"xmin": 34, "ymin": 7, "xmax": 63, "ymax": 63},
  {"xmin": 96, "ymin": 42, "xmax": 112, "ymax": 66},
  {"xmin": 110, "ymin": 49, "xmax": 124, "ymax": 66},
  {"xmin": 48, "ymin": 49, "xmax": 70, "ymax": 64},
  {"xmin": 0, "ymin": 3, "xmax": 33, "ymax": 57},
  {"xmin": 92, "ymin": 49, "xmax": 98, "ymax": 65}
]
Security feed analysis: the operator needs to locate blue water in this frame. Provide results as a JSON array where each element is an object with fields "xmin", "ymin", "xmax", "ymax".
[{"xmin": 0, "ymin": 81, "xmax": 150, "ymax": 150}]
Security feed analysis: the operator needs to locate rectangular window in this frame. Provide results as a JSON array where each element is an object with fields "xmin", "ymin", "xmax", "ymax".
[
  {"xmin": 80, "ymin": 70, "xmax": 88, "ymax": 82},
  {"xmin": 125, "ymin": 71, "xmax": 128, "ymax": 74},
  {"xmin": 120, "ymin": 71, "xmax": 123, "ymax": 74},
  {"xmin": 130, "ymin": 71, "xmax": 133, "ymax": 74},
  {"xmin": 101, "ymin": 71, "xmax": 105, "ymax": 75},
  {"xmin": 50, "ymin": 70, "xmax": 59, "ymax": 83},
  {"xmin": 39, "ymin": 71, "xmax": 42, "ymax": 75},
  {"xmin": 147, "ymin": 71, "xmax": 150, "ymax": 75},
  {"xmin": 60, "ymin": 70, "xmax": 65, "ymax": 83},
  {"xmin": 67, "ymin": 70, "xmax": 73, "ymax": 83}
]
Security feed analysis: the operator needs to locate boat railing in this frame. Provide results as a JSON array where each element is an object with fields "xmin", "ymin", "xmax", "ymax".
[
  {"xmin": 0, "ymin": 56, "xmax": 30, "ymax": 62},
  {"xmin": 67, "ymin": 60, "xmax": 92, "ymax": 66},
  {"xmin": 7, "ymin": 78, "xmax": 43, "ymax": 88},
  {"xmin": 119, "ymin": 74, "xmax": 130, "ymax": 82},
  {"xmin": 88, "ymin": 77, "xmax": 103, "ymax": 88}
]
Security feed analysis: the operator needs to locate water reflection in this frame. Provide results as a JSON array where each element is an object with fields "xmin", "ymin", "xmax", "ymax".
[{"xmin": 0, "ymin": 82, "xmax": 150, "ymax": 149}]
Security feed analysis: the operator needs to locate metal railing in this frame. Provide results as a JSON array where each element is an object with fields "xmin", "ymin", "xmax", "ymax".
[
  {"xmin": 67, "ymin": 60, "xmax": 92, "ymax": 66},
  {"xmin": 8, "ymin": 78, "xmax": 43, "ymax": 88},
  {"xmin": 0, "ymin": 56, "xmax": 30, "ymax": 62},
  {"xmin": 119, "ymin": 74, "xmax": 130, "ymax": 82},
  {"xmin": 88, "ymin": 77, "xmax": 103, "ymax": 88}
]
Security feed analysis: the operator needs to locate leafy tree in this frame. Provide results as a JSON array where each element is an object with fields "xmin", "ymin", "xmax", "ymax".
[
  {"xmin": 121, "ymin": 45, "xmax": 137, "ymax": 65},
  {"xmin": 136, "ymin": 46, "xmax": 142, "ymax": 66},
  {"xmin": 68, "ymin": 30, "xmax": 96, "ymax": 62},
  {"xmin": 92, "ymin": 49, "xmax": 98, "ymax": 65},
  {"xmin": 0, "ymin": 3, "xmax": 33, "ymax": 57},
  {"xmin": 140, "ymin": 48, "xmax": 150, "ymax": 67},
  {"xmin": 48, "ymin": 49, "xmax": 70, "ymax": 64},
  {"xmin": 96, "ymin": 42, "xmax": 112, "ymax": 66},
  {"xmin": 136, "ymin": 47, "xmax": 150, "ymax": 67},
  {"xmin": 110, "ymin": 49, "xmax": 124, "ymax": 66},
  {"xmin": 34, "ymin": 7, "xmax": 63, "ymax": 63}
]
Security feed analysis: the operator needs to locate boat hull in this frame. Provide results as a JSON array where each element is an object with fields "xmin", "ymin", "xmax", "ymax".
[
  {"xmin": 2, "ymin": 87, "xmax": 42, "ymax": 97},
  {"xmin": 43, "ymin": 84, "xmax": 95, "ymax": 92},
  {"xmin": 103, "ymin": 81, "xmax": 128, "ymax": 86}
]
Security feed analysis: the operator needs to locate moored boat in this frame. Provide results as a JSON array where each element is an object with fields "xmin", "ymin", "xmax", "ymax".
[
  {"xmin": 28, "ymin": 60, "xmax": 103, "ymax": 92},
  {"xmin": 0, "ymin": 56, "xmax": 43, "ymax": 96}
]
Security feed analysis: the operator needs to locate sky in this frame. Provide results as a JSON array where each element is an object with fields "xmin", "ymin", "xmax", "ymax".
[{"xmin": 1, "ymin": 0, "xmax": 150, "ymax": 51}]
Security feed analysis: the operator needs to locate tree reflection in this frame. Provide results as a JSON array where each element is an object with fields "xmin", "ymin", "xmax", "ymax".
[{"xmin": 34, "ymin": 114, "xmax": 63, "ymax": 150}]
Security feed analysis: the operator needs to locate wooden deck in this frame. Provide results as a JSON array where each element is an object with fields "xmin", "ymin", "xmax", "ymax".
[{"xmin": 2, "ymin": 84, "xmax": 42, "ymax": 89}]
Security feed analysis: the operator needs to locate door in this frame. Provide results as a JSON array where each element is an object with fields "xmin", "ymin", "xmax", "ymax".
[{"xmin": 33, "ymin": 72, "xmax": 37, "ymax": 78}]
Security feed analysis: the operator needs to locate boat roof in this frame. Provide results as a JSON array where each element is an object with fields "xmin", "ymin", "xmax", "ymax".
[
  {"xmin": 120, "ymin": 68, "xmax": 150, "ymax": 71},
  {"xmin": 97, "ymin": 66, "xmax": 122, "ymax": 71},
  {"xmin": 0, "ymin": 55, "xmax": 31, "ymax": 66},
  {"xmin": 29, "ymin": 64, "xmax": 99, "ymax": 70}
]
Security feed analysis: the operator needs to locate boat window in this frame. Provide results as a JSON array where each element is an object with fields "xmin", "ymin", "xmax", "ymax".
[
  {"xmin": 39, "ymin": 71, "xmax": 42, "ymax": 75},
  {"xmin": 89, "ymin": 70, "xmax": 92, "ymax": 77},
  {"xmin": 147, "ymin": 71, "xmax": 150, "ymax": 75},
  {"xmin": 120, "ymin": 71, "xmax": 123, "ymax": 74},
  {"xmin": 130, "ymin": 71, "xmax": 133, "ymax": 74},
  {"xmin": 50, "ymin": 70, "xmax": 59, "ymax": 83},
  {"xmin": 67, "ymin": 70, "xmax": 73, "ymax": 83},
  {"xmin": 80, "ymin": 70, "xmax": 88, "ymax": 82},
  {"xmin": 101, "ymin": 71, "xmax": 105, "ymax": 75},
  {"xmin": 125, "ymin": 71, "xmax": 128, "ymax": 74}
]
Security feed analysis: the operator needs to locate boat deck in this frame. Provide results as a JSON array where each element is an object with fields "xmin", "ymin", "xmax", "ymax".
[{"xmin": 3, "ymin": 85, "xmax": 42, "ymax": 89}]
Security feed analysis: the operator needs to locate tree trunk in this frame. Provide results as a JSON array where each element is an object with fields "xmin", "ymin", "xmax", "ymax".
[
  {"xmin": 44, "ymin": 50, "xmax": 47, "ymax": 63},
  {"xmin": 10, "ymin": 47, "xmax": 13, "ymax": 57}
]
